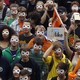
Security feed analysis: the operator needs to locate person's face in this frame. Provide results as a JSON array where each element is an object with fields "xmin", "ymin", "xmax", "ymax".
[
  {"xmin": 54, "ymin": 48, "xmax": 63, "ymax": 59},
  {"xmin": 13, "ymin": 66, "xmax": 21, "ymax": 78},
  {"xmin": 56, "ymin": 68, "xmax": 66, "ymax": 78},
  {"xmin": 33, "ymin": 43, "xmax": 42, "ymax": 52},
  {"xmin": 2, "ymin": 29, "xmax": 9, "ymax": 39},
  {"xmin": 74, "ymin": 42, "xmax": 80, "ymax": 54},
  {"xmin": 36, "ymin": 2, "xmax": 44, "ymax": 12},
  {"xmin": 59, "ymin": 12, "xmax": 66, "ymax": 20},
  {"xmin": 19, "ymin": 75, "xmax": 30, "ymax": 80},
  {"xmin": 46, "ymin": 0, "xmax": 54, "ymax": 10},
  {"xmin": 35, "ymin": 28, "xmax": 45, "ymax": 40},
  {"xmin": 11, "ymin": 7, "xmax": 18, "ymax": 15},
  {"xmin": 22, "ymin": 22, "xmax": 31, "ymax": 34},
  {"xmin": 71, "ymin": 4, "xmax": 79, "ymax": 12},
  {"xmin": 10, "ymin": 35, "xmax": 19, "ymax": 47},
  {"xmin": 18, "ymin": 12, "xmax": 26, "ymax": 21},
  {"xmin": 21, "ymin": 50, "xmax": 30, "ymax": 60}
]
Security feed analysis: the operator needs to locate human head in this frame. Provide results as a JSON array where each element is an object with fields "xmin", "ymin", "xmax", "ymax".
[
  {"xmin": 52, "ymin": 41, "xmax": 63, "ymax": 59},
  {"xmin": 71, "ymin": 1, "xmax": 79, "ymax": 12},
  {"xmin": 73, "ymin": 39, "xmax": 80, "ymax": 54},
  {"xmin": 18, "ymin": 6, "xmax": 27, "ymax": 21},
  {"xmin": 10, "ymin": 34, "xmax": 19, "ymax": 47},
  {"xmin": 35, "ymin": 25, "xmax": 46, "ymax": 40},
  {"xmin": 19, "ymin": 69, "xmax": 31, "ymax": 80},
  {"xmin": 56, "ymin": 62, "xmax": 69, "ymax": 78},
  {"xmin": 36, "ymin": 1, "xmax": 44, "ymax": 12},
  {"xmin": 45, "ymin": 0, "xmax": 54, "ymax": 10},
  {"xmin": 33, "ymin": 37, "xmax": 43, "ymax": 52},
  {"xmin": 20, "ymin": 46, "xmax": 30, "ymax": 62},
  {"xmin": 0, "ymin": 25, "xmax": 16, "ymax": 41},
  {"xmin": 10, "ymin": 3, "xmax": 19, "ymax": 15},
  {"xmin": 13, "ymin": 63, "xmax": 23, "ymax": 78},
  {"xmin": 58, "ymin": 6, "xmax": 67, "ymax": 20},
  {"xmin": 22, "ymin": 19, "xmax": 32, "ymax": 34}
]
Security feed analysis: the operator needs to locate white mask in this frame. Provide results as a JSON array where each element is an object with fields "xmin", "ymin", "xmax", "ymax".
[
  {"xmin": 33, "ymin": 44, "xmax": 42, "ymax": 50},
  {"xmin": 75, "ymin": 45, "xmax": 80, "ymax": 49},
  {"xmin": 10, "ymin": 37, "xmax": 19, "ymax": 43},
  {"xmin": 47, "ymin": 1, "xmax": 53, "ymax": 5},
  {"xmin": 18, "ymin": 12, "xmax": 26, "ymax": 16},
  {"xmin": 13, "ymin": 69, "xmax": 20, "ymax": 74},
  {"xmin": 56, "ymin": 69, "xmax": 64, "ymax": 74},
  {"xmin": 19, "ymin": 76, "xmax": 29, "ymax": 80},
  {"xmin": 48, "ymin": 22, "xmax": 52, "ymax": 27},
  {"xmin": 2, "ymin": 30, "xmax": 9, "ymax": 36},
  {"xmin": 21, "ymin": 51, "xmax": 29, "ymax": 56},
  {"xmin": 55, "ymin": 48, "xmax": 62, "ymax": 53},
  {"xmin": 36, "ymin": 5, "xmax": 43, "ymax": 9},
  {"xmin": 71, "ymin": 5, "xmax": 78, "ymax": 11},
  {"xmin": 36, "ymin": 31, "xmax": 44, "ymax": 36},
  {"xmin": 11, "ymin": 10, "xmax": 18, "ymax": 14},
  {"xmin": 23, "ymin": 25, "xmax": 31, "ymax": 29}
]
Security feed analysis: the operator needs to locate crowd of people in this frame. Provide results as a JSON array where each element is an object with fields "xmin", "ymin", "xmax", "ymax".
[{"xmin": 0, "ymin": 0, "xmax": 80, "ymax": 80}]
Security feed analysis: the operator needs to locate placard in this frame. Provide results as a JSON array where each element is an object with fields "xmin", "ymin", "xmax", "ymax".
[{"xmin": 47, "ymin": 27, "xmax": 64, "ymax": 40}]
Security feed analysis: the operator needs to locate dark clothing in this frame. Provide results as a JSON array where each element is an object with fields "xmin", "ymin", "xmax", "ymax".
[
  {"xmin": 51, "ymin": 76, "xmax": 67, "ymax": 80},
  {"xmin": 0, "ymin": 56, "xmax": 12, "ymax": 80},
  {"xmin": 12, "ymin": 58, "xmax": 41, "ymax": 80},
  {"xmin": 19, "ymin": 34, "xmax": 34, "ymax": 47}
]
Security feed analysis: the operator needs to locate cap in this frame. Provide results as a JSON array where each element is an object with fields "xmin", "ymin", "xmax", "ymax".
[{"xmin": 58, "ymin": 6, "xmax": 67, "ymax": 13}]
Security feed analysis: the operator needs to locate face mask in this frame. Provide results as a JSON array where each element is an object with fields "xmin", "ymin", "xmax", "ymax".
[
  {"xmin": 2, "ymin": 30, "xmax": 9, "ymax": 36},
  {"xmin": 23, "ymin": 25, "xmax": 31, "ymax": 29},
  {"xmin": 75, "ymin": 45, "xmax": 80, "ymax": 49},
  {"xmin": 36, "ymin": 31, "xmax": 44, "ymax": 36},
  {"xmin": 55, "ymin": 48, "xmax": 62, "ymax": 53},
  {"xmin": 56, "ymin": 69, "xmax": 64, "ymax": 74},
  {"xmin": 13, "ymin": 69, "xmax": 20, "ymax": 74},
  {"xmin": 21, "ymin": 51, "xmax": 29, "ymax": 56},
  {"xmin": 11, "ymin": 10, "xmax": 18, "ymax": 15},
  {"xmin": 48, "ymin": 22, "xmax": 52, "ymax": 27},
  {"xmin": 71, "ymin": 5, "xmax": 78, "ymax": 11},
  {"xmin": 36, "ymin": 5, "xmax": 43, "ymax": 9},
  {"xmin": 19, "ymin": 76, "xmax": 29, "ymax": 80},
  {"xmin": 33, "ymin": 44, "xmax": 42, "ymax": 50},
  {"xmin": 18, "ymin": 12, "xmax": 26, "ymax": 16},
  {"xmin": 10, "ymin": 37, "xmax": 19, "ymax": 43},
  {"xmin": 47, "ymin": 1, "xmax": 53, "ymax": 5}
]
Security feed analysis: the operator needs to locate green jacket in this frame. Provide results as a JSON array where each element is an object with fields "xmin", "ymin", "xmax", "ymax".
[{"xmin": 2, "ymin": 47, "xmax": 21, "ymax": 64}]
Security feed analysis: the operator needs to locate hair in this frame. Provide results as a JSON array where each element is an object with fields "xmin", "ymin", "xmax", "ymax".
[
  {"xmin": 20, "ymin": 45, "xmax": 30, "ymax": 52},
  {"xmin": 35, "ymin": 25, "xmax": 46, "ymax": 32},
  {"xmin": 28, "ymin": 11, "xmax": 41, "ymax": 25},
  {"xmin": 71, "ymin": 1, "xmax": 79, "ymax": 6},
  {"xmin": 13, "ymin": 63, "xmax": 23, "ymax": 70},
  {"xmin": 52, "ymin": 41, "xmax": 63, "ymax": 50},
  {"xmin": 33, "ymin": 37, "xmax": 43, "ymax": 45},
  {"xmin": 20, "ymin": 69, "xmax": 31, "ymax": 76},
  {"xmin": 74, "ymin": 39, "xmax": 80, "ymax": 46},
  {"xmin": 0, "ymin": 48, "xmax": 2, "ymax": 57},
  {"xmin": 24, "ymin": 19, "xmax": 31, "ymax": 26},
  {"xmin": 56, "ymin": 62, "xmax": 69, "ymax": 71},
  {"xmin": 10, "ymin": 3, "xmax": 19, "ymax": 9},
  {"xmin": 18, "ymin": 6, "xmax": 27, "ymax": 13},
  {"xmin": 36, "ymin": 1, "xmax": 44, "ymax": 6},
  {"xmin": 0, "ymin": 25, "xmax": 16, "ymax": 41}
]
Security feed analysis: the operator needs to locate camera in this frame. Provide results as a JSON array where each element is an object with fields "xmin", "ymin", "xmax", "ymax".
[{"xmin": 71, "ymin": 12, "xmax": 80, "ymax": 25}]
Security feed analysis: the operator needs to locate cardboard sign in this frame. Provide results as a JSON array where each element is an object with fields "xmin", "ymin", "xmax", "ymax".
[{"xmin": 47, "ymin": 27, "xmax": 64, "ymax": 40}]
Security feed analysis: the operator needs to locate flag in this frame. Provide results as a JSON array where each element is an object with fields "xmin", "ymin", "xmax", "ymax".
[{"xmin": 52, "ymin": 8, "xmax": 63, "ymax": 27}]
